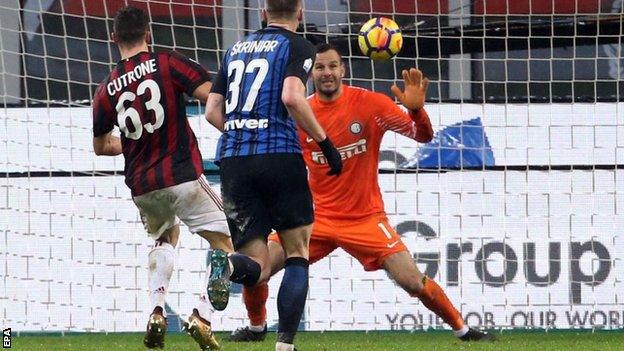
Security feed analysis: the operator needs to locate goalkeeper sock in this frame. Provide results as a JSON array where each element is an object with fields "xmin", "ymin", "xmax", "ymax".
[
  {"xmin": 413, "ymin": 277, "xmax": 465, "ymax": 331},
  {"xmin": 454, "ymin": 325, "xmax": 470, "ymax": 338},
  {"xmin": 277, "ymin": 257, "xmax": 309, "ymax": 344},
  {"xmin": 148, "ymin": 242, "xmax": 175, "ymax": 317},
  {"xmin": 197, "ymin": 265, "xmax": 215, "ymax": 322},
  {"xmin": 229, "ymin": 253, "xmax": 262, "ymax": 286},
  {"xmin": 243, "ymin": 283, "xmax": 269, "ymax": 327}
]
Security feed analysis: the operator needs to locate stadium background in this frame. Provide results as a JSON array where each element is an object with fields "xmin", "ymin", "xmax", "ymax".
[{"xmin": 1, "ymin": 0, "xmax": 623, "ymax": 335}]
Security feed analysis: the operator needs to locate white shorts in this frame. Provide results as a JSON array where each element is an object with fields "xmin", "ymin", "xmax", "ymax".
[{"xmin": 133, "ymin": 175, "xmax": 230, "ymax": 240}]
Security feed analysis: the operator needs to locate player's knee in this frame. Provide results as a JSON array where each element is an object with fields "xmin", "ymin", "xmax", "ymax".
[
  {"xmin": 407, "ymin": 280, "xmax": 425, "ymax": 296},
  {"xmin": 384, "ymin": 252, "xmax": 426, "ymax": 295},
  {"xmin": 157, "ymin": 225, "xmax": 180, "ymax": 247},
  {"xmin": 396, "ymin": 275, "xmax": 425, "ymax": 296}
]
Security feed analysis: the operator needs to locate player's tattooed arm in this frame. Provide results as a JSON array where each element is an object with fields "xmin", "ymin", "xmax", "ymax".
[{"xmin": 93, "ymin": 131, "xmax": 122, "ymax": 156}]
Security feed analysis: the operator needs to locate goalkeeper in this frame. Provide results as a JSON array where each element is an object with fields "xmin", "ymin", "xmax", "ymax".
[{"xmin": 230, "ymin": 44, "xmax": 492, "ymax": 342}]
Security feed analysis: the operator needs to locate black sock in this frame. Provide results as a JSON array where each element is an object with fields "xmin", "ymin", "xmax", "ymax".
[
  {"xmin": 277, "ymin": 257, "xmax": 309, "ymax": 344},
  {"xmin": 228, "ymin": 253, "xmax": 261, "ymax": 286}
]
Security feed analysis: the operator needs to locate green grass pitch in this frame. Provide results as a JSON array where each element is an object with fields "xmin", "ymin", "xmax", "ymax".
[{"xmin": 14, "ymin": 330, "xmax": 623, "ymax": 350}]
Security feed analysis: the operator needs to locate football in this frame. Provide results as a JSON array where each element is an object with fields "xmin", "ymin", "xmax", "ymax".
[{"xmin": 358, "ymin": 17, "xmax": 403, "ymax": 60}]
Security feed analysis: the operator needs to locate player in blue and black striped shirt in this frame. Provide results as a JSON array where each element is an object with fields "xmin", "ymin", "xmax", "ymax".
[{"xmin": 204, "ymin": 1, "xmax": 342, "ymax": 350}]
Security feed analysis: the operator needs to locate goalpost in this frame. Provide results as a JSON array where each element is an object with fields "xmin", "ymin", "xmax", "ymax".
[{"xmin": 1, "ymin": 0, "xmax": 623, "ymax": 332}]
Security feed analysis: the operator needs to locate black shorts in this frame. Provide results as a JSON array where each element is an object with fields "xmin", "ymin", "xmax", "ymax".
[{"xmin": 219, "ymin": 153, "xmax": 314, "ymax": 250}]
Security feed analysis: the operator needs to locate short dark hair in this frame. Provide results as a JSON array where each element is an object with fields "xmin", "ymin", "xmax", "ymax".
[
  {"xmin": 266, "ymin": 0, "xmax": 302, "ymax": 20},
  {"xmin": 113, "ymin": 6, "xmax": 149, "ymax": 46},
  {"xmin": 316, "ymin": 43, "xmax": 343, "ymax": 61}
]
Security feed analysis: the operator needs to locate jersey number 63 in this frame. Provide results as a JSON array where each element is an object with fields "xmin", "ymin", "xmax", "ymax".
[{"xmin": 115, "ymin": 79, "xmax": 165, "ymax": 140}]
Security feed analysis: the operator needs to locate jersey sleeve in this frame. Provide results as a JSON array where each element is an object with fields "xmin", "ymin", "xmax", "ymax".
[
  {"xmin": 92, "ymin": 84, "xmax": 115, "ymax": 137},
  {"xmin": 285, "ymin": 36, "xmax": 315, "ymax": 84},
  {"xmin": 210, "ymin": 62, "xmax": 227, "ymax": 97},
  {"xmin": 370, "ymin": 91, "xmax": 433, "ymax": 141},
  {"xmin": 168, "ymin": 51, "xmax": 211, "ymax": 96}
]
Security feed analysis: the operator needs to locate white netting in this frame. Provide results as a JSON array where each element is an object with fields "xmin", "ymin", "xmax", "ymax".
[{"xmin": 1, "ymin": 0, "xmax": 623, "ymax": 332}]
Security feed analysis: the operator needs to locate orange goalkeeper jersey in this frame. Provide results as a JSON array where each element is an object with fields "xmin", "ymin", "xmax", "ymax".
[{"xmin": 300, "ymin": 84, "xmax": 432, "ymax": 220}]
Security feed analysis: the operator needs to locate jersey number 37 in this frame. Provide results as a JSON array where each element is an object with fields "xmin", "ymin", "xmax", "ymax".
[{"xmin": 225, "ymin": 58, "xmax": 269, "ymax": 114}]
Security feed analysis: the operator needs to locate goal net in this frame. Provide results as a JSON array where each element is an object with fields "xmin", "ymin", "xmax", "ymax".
[{"xmin": 1, "ymin": 0, "xmax": 623, "ymax": 332}]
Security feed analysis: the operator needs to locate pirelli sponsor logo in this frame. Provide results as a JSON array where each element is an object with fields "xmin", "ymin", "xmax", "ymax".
[{"xmin": 312, "ymin": 139, "xmax": 367, "ymax": 164}]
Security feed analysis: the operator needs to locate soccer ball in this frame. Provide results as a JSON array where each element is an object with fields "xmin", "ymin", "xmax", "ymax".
[{"xmin": 358, "ymin": 17, "xmax": 403, "ymax": 61}]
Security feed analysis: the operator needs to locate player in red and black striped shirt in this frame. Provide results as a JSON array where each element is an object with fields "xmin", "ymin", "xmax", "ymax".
[
  {"xmin": 92, "ymin": 6, "xmax": 232, "ymax": 350},
  {"xmin": 92, "ymin": 39, "xmax": 207, "ymax": 196}
]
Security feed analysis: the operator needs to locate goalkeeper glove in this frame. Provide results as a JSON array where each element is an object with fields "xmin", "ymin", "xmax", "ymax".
[{"xmin": 317, "ymin": 137, "xmax": 342, "ymax": 176}]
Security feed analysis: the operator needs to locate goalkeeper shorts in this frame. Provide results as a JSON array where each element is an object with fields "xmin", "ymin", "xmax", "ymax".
[{"xmin": 269, "ymin": 213, "xmax": 407, "ymax": 271}]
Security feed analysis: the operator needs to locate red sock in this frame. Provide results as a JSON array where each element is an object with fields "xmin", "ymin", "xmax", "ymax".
[
  {"xmin": 243, "ymin": 283, "xmax": 269, "ymax": 327},
  {"xmin": 413, "ymin": 278, "xmax": 464, "ymax": 330}
]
